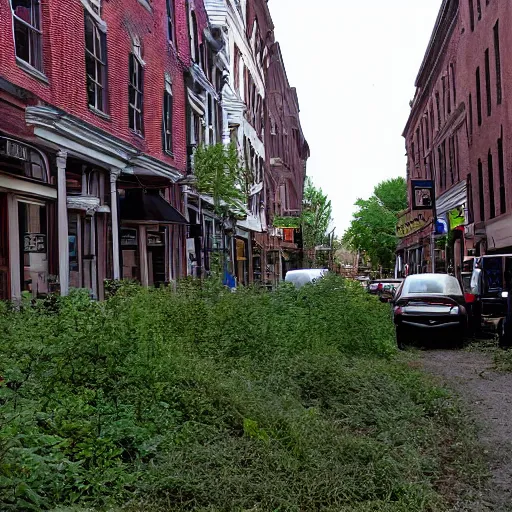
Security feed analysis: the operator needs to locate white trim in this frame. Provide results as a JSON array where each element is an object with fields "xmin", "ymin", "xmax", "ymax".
[
  {"xmin": 0, "ymin": 173, "xmax": 57, "ymax": 199},
  {"xmin": 80, "ymin": 0, "xmax": 107, "ymax": 32}
]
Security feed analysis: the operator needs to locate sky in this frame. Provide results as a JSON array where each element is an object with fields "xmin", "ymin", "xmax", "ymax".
[{"xmin": 268, "ymin": 0, "xmax": 442, "ymax": 235}]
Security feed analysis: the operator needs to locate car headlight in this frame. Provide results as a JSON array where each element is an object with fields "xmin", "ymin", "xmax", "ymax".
[{"xmin": 450, "ymin": 306, "xmax": 460, "ymax": 315}]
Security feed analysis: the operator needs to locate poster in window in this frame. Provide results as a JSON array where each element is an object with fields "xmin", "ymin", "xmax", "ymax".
[
  {"xmin": 121, "ymin": 228, "xmax": 138, "ymax": 246},
  {"xmin": 24, "ymin": 233, "xmax": 46, "ymax": 253},
  {"xmin": 411, "ymin": 180, "xmax": 435, "ymax": 210},
  {"xmin": 147, "ymin": 231, "xmax": 165, "ymax": 247}
]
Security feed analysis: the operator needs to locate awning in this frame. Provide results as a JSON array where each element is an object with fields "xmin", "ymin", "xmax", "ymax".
[
  {"xmin": 436, "ymin": 180, "xmax": 467, "ymax": 215},
  {"xmin": 120, "ymin": 189, "xmax": 188, "ymax": 224}
]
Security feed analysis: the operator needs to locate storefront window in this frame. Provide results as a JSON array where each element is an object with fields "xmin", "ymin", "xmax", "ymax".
[{"xmin": 19, "ymin": 200, "xmax": 48, "ymax": 297}]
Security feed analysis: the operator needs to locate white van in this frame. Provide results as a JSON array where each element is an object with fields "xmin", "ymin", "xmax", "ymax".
[{"xmin": 285, "ymin": 269, "xmax": 329, "ymax": 288}]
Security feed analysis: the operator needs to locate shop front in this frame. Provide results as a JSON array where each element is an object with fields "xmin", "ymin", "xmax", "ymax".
[
  {"xmin": 0, "ymin": 136, "xmax": 57, "ymax": 301},
  {"xmin": 119, "ymin": 188, "xmax": 188, "ymax": 287}
]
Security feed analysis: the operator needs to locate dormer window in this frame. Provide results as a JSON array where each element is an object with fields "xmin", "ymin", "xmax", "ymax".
[{"xmin": 11, "ymin": 0, "xmax": 43, "ymax": 72}]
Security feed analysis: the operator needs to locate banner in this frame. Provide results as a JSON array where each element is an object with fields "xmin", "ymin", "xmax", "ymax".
[
  {"xmin": 448, "ymin": 205, "xmax": 465, "ymax": 230},
  {"xmin": 396, "ymin": 209, "xmax": 432, "ymax": 238}
]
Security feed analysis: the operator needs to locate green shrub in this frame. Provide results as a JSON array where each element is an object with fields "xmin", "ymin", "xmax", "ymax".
[{"xmin": 0, "ymin": 276, "xmax": 481, "ymax": 511}]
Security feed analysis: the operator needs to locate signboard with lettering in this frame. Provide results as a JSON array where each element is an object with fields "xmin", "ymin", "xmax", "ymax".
[
  {"xmin": 396, "ymin": 209, "xmax": 433, "ymax": 238},
  {"xmin": 411, "ymin": 180, "xmax": 435, "ymax": 210},
  {"xmin": 147, "ymin": 231, "xmax": 165, "ymax": 247},
  {"xmin": 24, "ymin": 233, "xmax": 46, "ymax": 253},
  {"xmin": 121, "ymin": 228, "xmax": 138, "ymax": 246}
]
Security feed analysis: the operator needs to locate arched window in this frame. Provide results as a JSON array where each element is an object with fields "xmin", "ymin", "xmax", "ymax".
[{"xmin": 0, "ymin": 137, "xmax": 49, "ymax": 183}]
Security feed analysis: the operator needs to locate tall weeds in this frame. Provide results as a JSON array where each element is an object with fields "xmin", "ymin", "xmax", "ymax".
[{"xmin": 0, "ymin": 276, "xmax": 480, "ymax": 510}]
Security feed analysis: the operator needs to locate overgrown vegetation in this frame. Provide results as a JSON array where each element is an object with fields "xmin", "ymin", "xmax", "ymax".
[{"xmin": 0, "ymin": 276, "xmax": 483, "ymax": 511}]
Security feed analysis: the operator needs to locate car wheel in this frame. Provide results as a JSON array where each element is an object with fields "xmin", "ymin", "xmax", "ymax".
[
  {"xmin": 396, "ymin": 326, "xmax": 406, "ymax": 350},
  {"xmin": 453, "ymin": 327, "xmax": 465, "ymax": 349}
]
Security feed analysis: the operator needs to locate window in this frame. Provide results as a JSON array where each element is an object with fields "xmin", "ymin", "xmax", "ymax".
[
  {"xmin": 84, "ymin": 14, "xmax": 107, "ymax": 112},
  {"xmin": 450, "ymin": 63, "xmax": 457, "ymax": 106},
  {"xmin": 425, "ymin": 113, "xmax": 430, "ymax": 148},
  {"xmin": 476, "ymin": 67, "xmax": 482, "ymax": 126},
  {"xmin": 449, "ymin": 136, "xmax": 455, "ymax": 185},
  {"xmin": 163, "ymin": 77, "xmax": 173, "ymax": 153},
  {"xmin": 494, "ymin": 20, "xmax": 502, "ymax": 105},
  {"xmin": 477, "ymin": 0, "xmax": 482, "ymax": 20},
  {"xmin": 478, "ymin": 159, "xmax": 485, "ymax": 221},
  {"xmin": 166, "ymin": 0, "xmax": 175, "ymax": 45},
  {"xmin": 435, "ymin": 92, "xmax": 441, "ymax": 130},
  {"xmin": 488, "ymin": 150, "xmax": 495, "ymax": 219},
  {"xmin": 467, "ymin": 173, "xmax": 474, "ymax": 224},
  {"xmin": 498, "ymin": 127, "xmax": 506, "ymax": 215},
  {"xmin": 11, "ymin": 0, "xmax": 43, "ymax": 71},
  {"xmin": 485, "ymin": 49, "xmax": 491, "ymax": 116},
  {"xmin": 191, "ymin": 11, "xmax": 200, "ymax": 65},
  {"xmin": 469, "ymin": 0, "xmax": 475, "ymax": 31},
  {"xmin": 469, "ymin": 93, "xmax": 473, "ymax": 136},
  {"xmin": 129, "ymin": 50, "xmax": 144, "ymax": 134},
  {"xmin": 442, "ymin": 140, "xmax": 447, "ymax": 188}
]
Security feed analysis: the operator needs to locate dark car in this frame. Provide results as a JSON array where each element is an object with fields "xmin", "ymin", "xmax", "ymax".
[
  {"xmin": 367, "ymin": 279, "xmax": 403, "ymax": 303},
  {"xmin": 393, "ymin": 274, "xmax": 467, "ymax": 349}
]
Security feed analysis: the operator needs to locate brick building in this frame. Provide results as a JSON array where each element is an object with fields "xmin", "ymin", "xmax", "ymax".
[
  {"xmin": 399, "ymin": 0, "xmax": 512, "ymax": 277},
  {"xmin": 0, "ymin": 0, "xmax": 192, "ymax": 301},
  {"xmin": 0, "ymin": 0, "xmax": 309, "ymax": 300}
]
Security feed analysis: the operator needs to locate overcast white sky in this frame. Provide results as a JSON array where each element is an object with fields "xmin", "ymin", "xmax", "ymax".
[{"xmin": 268, "ymin": 0, "xmax": 442, "ymax": 234}]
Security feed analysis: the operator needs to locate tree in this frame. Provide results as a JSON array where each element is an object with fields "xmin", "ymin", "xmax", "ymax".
[
  {"xmin": 302, "ymin": 177, "xmax": 333, "ymax": 249},
  {"xmin": 193, "ymin": 143, "xmax": 247, "ymax": 216},
  {"xmin": 343, "ymin": 177, "xmax": 407, "ymax": 271},
  {"xmin": 193, "ymin": 143, "xmax": 248, "ymax": 277}
]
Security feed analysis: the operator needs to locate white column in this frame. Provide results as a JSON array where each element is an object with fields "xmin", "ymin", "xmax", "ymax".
[
  {"xmin": 57, "ymin": 151, "xmax": 69, "ymax": 296},
  {"xmin": 110, "ymin": 169, "xmax": 121, "ymax": 280}
]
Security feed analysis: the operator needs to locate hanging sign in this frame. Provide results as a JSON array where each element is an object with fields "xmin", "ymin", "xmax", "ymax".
[
  {"xmin": 411, "ymin": 180, "xmax": 435, "ymax": 210},
  {"xmin": 396, "ymin": 209, "xmax": 432, "ymax": 238}
]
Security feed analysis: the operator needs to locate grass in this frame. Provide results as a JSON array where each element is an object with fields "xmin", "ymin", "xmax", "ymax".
[{"xmin": 0, "ymin": 276, "xmax": 485, "ymax": 511}]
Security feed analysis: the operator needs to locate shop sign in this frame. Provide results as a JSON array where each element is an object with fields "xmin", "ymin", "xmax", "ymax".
[
  {"xmin": 411, "ymin": 180, "xmax": 435, "ymax": 210},
  {"xmin": 24, "ymin": 233, "xmax": 46, "ymax": 253},
  {"xmin": 3, "ymin": 139, "xmax": 29, "ymax": 161},
  {"xmin": 147, "ymin": 231, "xmax": 165, "ymax": 247},
  {"xmin": 121, "ymin": 228, "xmax": 138, "ymax": 246},
  {"xmin": 396, "ymin": 209, "xmax": 432, "ymax": 238}
]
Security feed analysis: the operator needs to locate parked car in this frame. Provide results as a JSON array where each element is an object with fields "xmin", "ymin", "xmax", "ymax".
[
  {"xmin": 464, "ymin": 255, "xmax": 512, "ymax": 345},
  {"xmin": 392, "ymin": 274, "xmax": 467, "ymax": 349},
  {"xmin": 367, "ymin": 279, "xmax": 403, "ymax": 303},
  {"xmin": 285, "ymin": 269, "xmax": 329, "ymax": 288}
]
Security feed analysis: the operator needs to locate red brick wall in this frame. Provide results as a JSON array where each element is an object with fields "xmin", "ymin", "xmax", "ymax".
[
  {"xmin": 405, "ymin": 1, "xmax": 512, "ymax": 227},
  {"xmin": 0, "ymin": 0, "xmax": 192, "ymax": 174}
]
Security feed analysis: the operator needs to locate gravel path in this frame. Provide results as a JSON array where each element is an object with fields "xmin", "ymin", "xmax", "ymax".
[{"xmin": 419, "ymin": 350, "xmax": 512, "ymax": 511}]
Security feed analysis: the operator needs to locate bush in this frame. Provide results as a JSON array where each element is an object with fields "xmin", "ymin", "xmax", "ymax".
[{"xmin": 0, "ymin": 276, "xmax": 481, "ymax": 511}]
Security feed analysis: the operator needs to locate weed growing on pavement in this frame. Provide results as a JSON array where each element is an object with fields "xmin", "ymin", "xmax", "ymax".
[{"xmin": 0, "ymin": 275, "xmax": 483, "ymax": 511}]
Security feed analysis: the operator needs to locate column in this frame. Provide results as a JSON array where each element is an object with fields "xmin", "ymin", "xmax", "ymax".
[
  {"xmin": 57, "ymin": 151, "xmax": 69, "ymax": 296},
  {"xmin": 138, "ymin": 225, "xmax": 149, "ymax": 287},
  {"xmin": 110, "ymin": 169, "xmax": 121, "ymax": 280}
]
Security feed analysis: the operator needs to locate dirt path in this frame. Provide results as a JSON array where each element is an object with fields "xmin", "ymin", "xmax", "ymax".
[{"xmin": 419, "ymin": 350, "xmax": 512, "ymax": 511}]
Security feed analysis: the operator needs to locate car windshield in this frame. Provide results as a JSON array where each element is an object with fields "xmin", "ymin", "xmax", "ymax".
[{"xmin": 402, "ymin": 275, "xmax": 462, "ymax": 296}]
